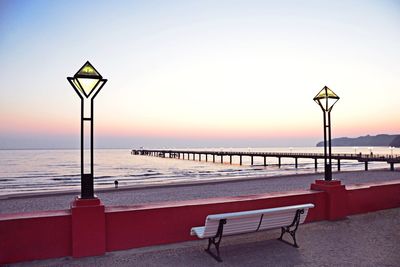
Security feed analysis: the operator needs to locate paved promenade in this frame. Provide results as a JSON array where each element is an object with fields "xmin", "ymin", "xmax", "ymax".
[
  {"xmin": 1, "ymin": 170, "xmax": 399, "ymax": 214},
  {"xmin": 9, "ymin": 207, "xmax": 400, "ymax": 266}
]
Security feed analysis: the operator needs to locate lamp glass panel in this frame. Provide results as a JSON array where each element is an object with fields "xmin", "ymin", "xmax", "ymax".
[
  {"xmin": 327, "ymin": 97, "xmax": 338, "ymax": 111},
  {"xmin": 326, "ymin": 88, "xmax": 338, "ymax": 98},
  {"xmin": 96, "ymin": 80, "xmax": 105, "ymax": 89},
  {"xmin": 314, "ymin": 86, "xmax": 339, "ymax": 101},
  {"xmin": 90, "ymin": 79, "xmax": 105, "ymax": 97},
  {"xmin": 77, "ymin": 78, "xmax": 99, "ymax": 96},
  {"xmin": 72, "ymin": 79, "xmax": 84, "ymax": 94},
  {"xmin": 316, "ymin": 98, "xmax": 325, "ymax": 111},
  {"xmin": 315, "ymin": 89, "xmax": 327, "ymax": 100},
  {"xmin": 77, "ymin": 62, "xmax": 100, "ymax": 77}
]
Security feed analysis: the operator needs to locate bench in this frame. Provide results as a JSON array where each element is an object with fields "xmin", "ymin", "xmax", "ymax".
[{"xmin": 190, "ymin": 203, "xmax": 314, "ymax": 262}]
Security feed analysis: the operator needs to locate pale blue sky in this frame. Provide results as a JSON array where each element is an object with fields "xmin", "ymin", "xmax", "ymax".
[{"xmin": 0, "ymin": 0, "xmax": 399, "ymax": 149}]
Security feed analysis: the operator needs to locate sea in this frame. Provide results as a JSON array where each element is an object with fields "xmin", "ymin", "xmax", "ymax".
[{"xmin": 0, "ymin": 146, "xmax": 397, "ymax": 196}]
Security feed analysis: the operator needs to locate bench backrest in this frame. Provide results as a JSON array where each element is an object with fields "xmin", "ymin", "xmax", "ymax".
[{"xmin": 202, "ymin": 204, "xmax": 314, "ymax": 238}]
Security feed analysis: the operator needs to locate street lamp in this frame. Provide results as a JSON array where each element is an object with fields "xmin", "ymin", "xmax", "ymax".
[
  {"xmin": 314, "ymin": 86, "xmax": 339, "ymax": 181},
  {"xmin": 67, "ymin": 61, "xmax": 107, "ymax": 199}
]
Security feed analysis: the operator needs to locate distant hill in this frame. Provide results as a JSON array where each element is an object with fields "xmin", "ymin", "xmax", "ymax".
[{"xmin": 316, "ymin": 134, "xmax": 400, "ymax": 147}]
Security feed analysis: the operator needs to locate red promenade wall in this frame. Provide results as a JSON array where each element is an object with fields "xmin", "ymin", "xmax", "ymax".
[
  {"xmin": 1, "ymin": 180, "xmax": 399, "ymax": 264},
  {"xmin": 347, "ymin": 181, "xmax": 400, "ymax": 215},
  {"xmin": 0, "ymin": 210, "xmax": 71, "ymax": 264}
]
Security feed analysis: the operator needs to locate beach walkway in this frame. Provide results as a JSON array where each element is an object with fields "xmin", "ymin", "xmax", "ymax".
[
  {"xmin": 1, "ymin": 170, "xmax": 399, "ymax": 214},
  {"xmin": 8, "ymin": 207, "xmax": 400, "ymax": 266}
]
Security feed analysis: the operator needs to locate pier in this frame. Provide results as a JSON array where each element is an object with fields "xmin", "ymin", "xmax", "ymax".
[{"xmin": 131, "ymin": 149, "xmax": 400, "ymax": 171}]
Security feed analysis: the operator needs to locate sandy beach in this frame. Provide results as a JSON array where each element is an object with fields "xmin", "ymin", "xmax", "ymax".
[{"xmin": 1, "ymin": 169, "xmax": 399, "ymax": 214}]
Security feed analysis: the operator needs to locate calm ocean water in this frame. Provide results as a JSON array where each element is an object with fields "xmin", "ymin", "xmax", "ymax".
[{"xmin": 0, "ymin": 147, "xmax": 397, "ymax": 196}]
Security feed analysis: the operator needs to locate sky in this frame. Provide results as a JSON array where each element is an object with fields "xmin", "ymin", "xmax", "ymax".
[{"xmin": 0, "ymin": 0, "xmax": 399, "ymax": 149}]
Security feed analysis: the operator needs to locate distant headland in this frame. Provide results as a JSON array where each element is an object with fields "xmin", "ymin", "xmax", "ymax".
[{"xmin": 316, "ymin": 134, "xmax": 400, "ymax": 147}]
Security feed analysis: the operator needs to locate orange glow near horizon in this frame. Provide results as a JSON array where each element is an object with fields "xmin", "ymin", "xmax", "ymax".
[
  {"xmin": 0, "ymin": 113, "xmax": 76, "ymax": 136},
  {"xmin": 1, "ymin": 111, "xmax": 399, "ymax": 141}
]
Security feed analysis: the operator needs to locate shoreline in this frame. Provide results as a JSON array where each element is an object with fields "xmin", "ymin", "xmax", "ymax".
[
  {"xmin": 0, "ymin": 168, "xmax": 395, "ymax": 200},
  {"xmin": 1, "ymin": 169, "xmax": 400, "ymax": 214},
  {"xmin": 1, "ymin": 148, "xmax": 398, "ymax": 201}
]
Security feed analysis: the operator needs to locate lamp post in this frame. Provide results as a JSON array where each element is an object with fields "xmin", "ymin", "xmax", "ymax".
[
  {"xmin": 67, "ymin": 61, "xmax": 107, "ymax": 199},
  {"xmin": 313, "ymin": 86, "xmax": 339, "ymax": 181}
]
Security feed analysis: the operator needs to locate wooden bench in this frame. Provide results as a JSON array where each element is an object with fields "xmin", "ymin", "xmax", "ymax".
[{"xmin": 190, "ymin": 203, "xmax": 314, "ymax": 262}]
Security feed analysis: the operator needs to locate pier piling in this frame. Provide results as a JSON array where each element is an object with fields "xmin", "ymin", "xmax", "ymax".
[{"xmin": 390, "ymin": 163, "xmax": 394, "ymax": 171}]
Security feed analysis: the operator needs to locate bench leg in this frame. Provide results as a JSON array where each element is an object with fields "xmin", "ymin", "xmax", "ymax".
[
  {"xmin": 277, "ymin": 209, "xmax": 304, "ymax": 248},
  {"xmin": 278, "ymin": 226, "xmax": 299, "ymax": 248},
  {"xmin": 205, "ymin": 236, "xmax": 223, "ymax": 262},
  {"xmin": 204, "ymin": 219, "xmax": 226, "ymax": 262}
]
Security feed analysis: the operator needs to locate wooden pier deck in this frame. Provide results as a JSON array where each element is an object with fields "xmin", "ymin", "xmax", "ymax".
[{"xmin": 131, "ymin": 149, "xmax": 400, "ymax": 171}]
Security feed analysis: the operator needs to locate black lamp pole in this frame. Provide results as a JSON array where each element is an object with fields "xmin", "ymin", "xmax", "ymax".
[
  {"xmin": 322, "ymin": 109, "xmax": 333, "ymax": 180},
  {"xmin": 67, "ymin": 61, "xmax": 107, "ymax": 199},
  {"xmin": 314, "ymin": 86, "xmax": 339, "ymax": 181}
]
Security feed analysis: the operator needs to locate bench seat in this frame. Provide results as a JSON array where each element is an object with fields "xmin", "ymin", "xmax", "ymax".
[{"xmin": 190, "ymin": 203, "xmax": 314, "ymax": 262}]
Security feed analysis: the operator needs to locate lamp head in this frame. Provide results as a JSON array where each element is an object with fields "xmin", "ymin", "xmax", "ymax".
[
  {"xmin": 313, "ymin": 86, "xmax": 339, "ymax": 112},
  {"xmin": 67, "ymin": 61, "xmax": 107, "ymax": 98}
]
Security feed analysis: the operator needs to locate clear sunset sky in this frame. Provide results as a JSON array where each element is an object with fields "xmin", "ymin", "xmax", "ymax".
[{"xmin": 0, "ymin": 0, "xmax": 399, "ymax": 149}]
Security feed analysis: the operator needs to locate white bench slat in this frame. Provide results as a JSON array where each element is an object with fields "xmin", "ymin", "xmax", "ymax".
[
  {"xmin": 258, "ymin": 209, "xmax": 309, "ymax": 231},
  {"xmin": 220, "ymin": 215, "xmax": 262, "ymax": 236},
  {"xmin": 191, "ymin": 226, "xmax": 205, "ymax": 238},
  {"xmin": 206, "ymin": 204, "xmax": 314, "ymax": 221}
]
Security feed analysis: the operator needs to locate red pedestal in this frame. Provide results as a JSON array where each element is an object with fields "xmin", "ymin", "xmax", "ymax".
[
  {"xmin": 310, "ymin": 180, "xmax": 348, "ymax": 220},
  {"xmin": 70, "ymin": 196, "xmax": 106, "ymax": 258}
]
